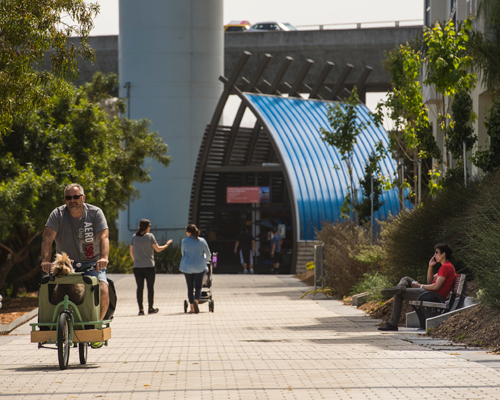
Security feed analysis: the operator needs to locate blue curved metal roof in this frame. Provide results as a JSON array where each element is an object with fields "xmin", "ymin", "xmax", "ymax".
[{"xmin": 242, "ymin": 93, "xmax": 410, "ymax": 241}]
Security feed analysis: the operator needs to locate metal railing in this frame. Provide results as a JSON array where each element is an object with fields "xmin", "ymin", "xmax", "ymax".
[{"xmin": 296, "ymin": 19, "xmax": 423, "ymax": 31}]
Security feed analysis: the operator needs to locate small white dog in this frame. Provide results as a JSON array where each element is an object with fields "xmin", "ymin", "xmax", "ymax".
[{"xmin": 50, "ymin": 252, "xmax": 85, "ymax": 305}]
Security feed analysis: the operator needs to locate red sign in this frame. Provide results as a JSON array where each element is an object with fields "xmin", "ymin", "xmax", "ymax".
[{"xmin": 227, "ymin": 187, "xmax": 260, "ymax": 203}]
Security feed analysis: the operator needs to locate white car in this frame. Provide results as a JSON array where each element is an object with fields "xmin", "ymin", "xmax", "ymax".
[{"xmin": 247, "ymin": 22, "xmax": 297, "ymax": 32}]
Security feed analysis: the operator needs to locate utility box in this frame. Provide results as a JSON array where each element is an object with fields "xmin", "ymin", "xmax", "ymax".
[{"xmin": 314, "ymin": 244, "xmax": 325, "ymax": 289}]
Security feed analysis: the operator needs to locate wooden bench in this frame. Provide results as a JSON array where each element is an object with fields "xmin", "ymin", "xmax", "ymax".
[{"xmin": 409, "ymin": 274, "xmax": 467, "ymax": 330}]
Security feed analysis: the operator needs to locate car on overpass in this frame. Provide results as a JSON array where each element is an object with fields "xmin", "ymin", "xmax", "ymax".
[
  {"xmin": 247, "ymin": 22, "xmax": 297, "ymax": 32},
  {"xmin": 224, "ymin": 20, "xmax": 251, "ymax": 32}
]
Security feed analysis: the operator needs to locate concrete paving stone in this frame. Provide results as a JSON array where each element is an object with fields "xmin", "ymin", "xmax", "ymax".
[{"xmin": 1, "ymin": 274, "xmax": 500, "ymax": 399}]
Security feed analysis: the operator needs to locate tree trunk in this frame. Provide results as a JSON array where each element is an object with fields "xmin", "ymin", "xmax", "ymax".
[{"xmin": 0, "ymin": 230, "xmax": 42, "ymax": 294}]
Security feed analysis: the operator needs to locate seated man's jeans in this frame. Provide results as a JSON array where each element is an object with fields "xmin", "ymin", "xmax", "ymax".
[{"xmin": 389, "ymin": 276, "xmax": 428, "ymax": 326}]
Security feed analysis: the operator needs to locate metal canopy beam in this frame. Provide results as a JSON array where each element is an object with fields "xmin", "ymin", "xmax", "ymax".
[
  {"xmin": 246, "ymin": 57, "xmax": 294, "ymax": 165},
  {"xmin": 223, "ymin": 54, "xmax": 273, "ymax": 166},
  {"xmin": 289, "ymin": 59, "xmax": 314, "ymax": 97},
  {"xmin": 205, "ymin": 165, "xmax": 284, "ymax": 173},
  {"xmin": 329, "ymin": 63, "xmax": 354, "ymax": 101},
  {"xmin": 309, "ymin": 61, "xmax": 334, "ymax": 99}
]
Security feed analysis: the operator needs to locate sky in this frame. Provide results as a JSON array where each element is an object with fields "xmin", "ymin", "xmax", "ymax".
[{"xmin": 89, "ymin": 0, "xmax": 423, "ymax": 36}]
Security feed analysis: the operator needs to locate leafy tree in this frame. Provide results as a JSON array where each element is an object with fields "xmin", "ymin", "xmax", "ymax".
[
  {"xmin": 0, "ymin": 73, "xmax": 172, "ymax": 294},
  {"xmin": 472, "ymin": 97, "xmax": 500, "ymax": 172},
  {"xmin": 444, "ymin": 90, "xmax": 477, "ymax": 181},
  {"xmin": 354, "ymin": 150, "xmax": 385, "ymax": 224},
  {"xmin": 0, "ymin": 0, "xmax": 99, "ymax": 137},
  {"xmin": 423, "ymin": 18, "xmax": 477, "ymax": 168},
  {"xmin": 469, "ymin": 0, "xmax": 500, "ymax": 91},
  {"xmin": 320, "ymin": 87, "xmax": 378, "ymax": 220},
  {"xmin": 376, "ymin": 43, "xmax": 441, "ymax": 204}
]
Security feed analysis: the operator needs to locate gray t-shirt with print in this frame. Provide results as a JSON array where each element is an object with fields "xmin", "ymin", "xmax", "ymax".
[
  {"xmin": 130, "ymin": 233, "xmax": 157, "ymax": 268},
  {"xmin": 45, "ymin": 204, "xmax": 108, "ymax": 264}
]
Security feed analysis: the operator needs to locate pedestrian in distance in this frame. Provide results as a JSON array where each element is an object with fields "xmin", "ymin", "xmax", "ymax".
[
  {"xmin": 41, "ymin": 183, "xmax": 110, "ymax": 349},
  {"xmin": 180, "ymin": 224, "xmax": 211, "ymax": 314},
  {"xmin": 270, "ymin": 228, "xmax": 282, "ymax": 274},
  {"xmin": 130, "ymin": 219, "xmax": 172, "ymax": 316},
  {"xmin": 234, "ymin": 226, "xmax": 257, "ymax": 274}
]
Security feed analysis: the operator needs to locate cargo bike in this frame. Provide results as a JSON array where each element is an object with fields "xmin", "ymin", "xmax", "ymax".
[{"xmin": 30, "ymin": 265, "xmax": 114, "ymax": 370}]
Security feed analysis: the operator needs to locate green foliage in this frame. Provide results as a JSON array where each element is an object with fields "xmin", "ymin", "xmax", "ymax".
[
  {"xmin": 0, "ymin": 0, "xmax": 99, "ymax": 137},
  {"xmin": 424, "ymin": 19, "xmax": 476, "ymax": 99},
  {"xmin": 354, "ymin": 151, "xmax": 385, "ymax": 224},
  {"xmin": 470, "ymin": 0, "xmax": 500, "ymax": 90},
  {"xmin": 349, "ymin": 245, "xmax": 385, "ymax": 266},
  {"xmin": 428, "ymin": 167, "xmax": 444, "ymax": 195},
  {"xmin": 107, "ymin": 241, "xmax": 133, "ymax": 274},
  {"xmin": 0, "ymin": 73, "xmax": 172, "ymax": 292},
  {"xmin": 379, "ymin": 44, "xmax": 430, "ymax": 151},
  {"xmin": 472, "ymin": 97, "xmax": 500, "ymax": 172},
  {"xmin": 446, "ymin": 90, "xmax": 477, "ymax": 161},
  {"xmin": 380, "ymin": 181, "xmax": 475, "ymax": 282},
  {"xmin": 316, "ymin": 220, "xmax": 382, "ymax": 298},
  {"xmin": 320, "ymin": 87, "xmax": 378, "ymax": 219},
  {"xmin": 439, "ymin": 171, "xmax": 500, "ymax": 310},
  {"xmin": 376, "ymin": 43, "xmax": 440, "ymax": 202},
  {"xmin": 350, "ymin": 272, "xmax": 394, "ymax": 302},
  {"xmin": 154, "ymin": 240, "xmax": 182, "ymax": 274}
]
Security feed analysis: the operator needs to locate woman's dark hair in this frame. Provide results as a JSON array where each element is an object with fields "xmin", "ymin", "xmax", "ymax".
[
  {"xmin": 186, "ymin": 224, "xmax": 200, "ymax": 240},
  {"xmin": 136, "ymin": 219, "xmax": 151, "ymax": 237},
  {"xmin": 435, "ymin": 243, "xmax": 452, "ymax": 260}
]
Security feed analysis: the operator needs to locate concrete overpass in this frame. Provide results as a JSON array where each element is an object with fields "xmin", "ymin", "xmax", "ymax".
[{"xmin": 58, "ymin": 25, "xmax": 422, "ymax": 101}]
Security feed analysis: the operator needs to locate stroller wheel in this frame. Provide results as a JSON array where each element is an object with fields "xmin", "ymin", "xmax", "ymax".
[
  {"xmin": 184, "ymin": 300, "xmax": 188, "ymax": 313},
  {"xmin": 209, "ymin": 300, "xmax": 214, "ymax": 313}
]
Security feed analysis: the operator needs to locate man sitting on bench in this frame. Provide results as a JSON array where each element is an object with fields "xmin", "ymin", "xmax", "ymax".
[{"xmin": 378, "ymin": 243, "xmax": 456, "ymax": 331}]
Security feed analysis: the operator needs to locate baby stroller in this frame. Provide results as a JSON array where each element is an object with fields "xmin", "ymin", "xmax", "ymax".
[{"xmin": 184, "ymin": 252, "xmax": 217, "ymax": 313}]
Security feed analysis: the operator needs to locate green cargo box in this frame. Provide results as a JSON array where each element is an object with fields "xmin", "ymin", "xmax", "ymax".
[{"xmin": 38, "ymin": 273, "xmax": 100, "ymax": 329}]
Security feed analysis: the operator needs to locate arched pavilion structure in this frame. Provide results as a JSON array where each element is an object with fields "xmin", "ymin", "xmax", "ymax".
[{"xmin": 189, "ymin": 52, "xmax": 406, "ymax": 273}]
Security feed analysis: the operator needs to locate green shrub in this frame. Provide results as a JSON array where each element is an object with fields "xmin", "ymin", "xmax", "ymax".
[
  {"xmin": 379, "ymin": 180, "xmax": 477, "ymax": 282},
  {"xmin": 107, "ymin": 241, "xmax": 134, "ymax": 274},
  {"xmin": 350, "ymin": 272, "xmax": 393, "ymax": 301},
  {"xmin": 154, "ymin": 240, "xmax": 182, "ymax": 274},
  {"xmin": 441, "ymin": 171, "xmax": 500, "ymax": 310},
  {"xmin": 316, "ymin": 220, "xmax": 382, "ymax": 298}
]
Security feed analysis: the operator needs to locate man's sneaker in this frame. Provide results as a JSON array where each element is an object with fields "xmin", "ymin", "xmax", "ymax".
[
  {"xmin": 91, "ymin": 342, "xmax": 104, "ymax": 349},
  {"xmin": 378, "ymin": 322, "xmax": 398, "ymax": 331},
  {"xmin": 381, "ymin": 285, "xmax": 404, "ymax": 298},
  {"xmin": 148, "ymin": 308, "xmax": 159, "ymax": 314},
  {"xmin": 250, "ymin": 268, "xmax": 254, "ymax": 274},
  {"xmin": 138, "ymin": 310, "xmax": 145, "ymax": 316},
  {"xmin": 243, "ymin": 269, "xmax": 248, "ymax": 274}
]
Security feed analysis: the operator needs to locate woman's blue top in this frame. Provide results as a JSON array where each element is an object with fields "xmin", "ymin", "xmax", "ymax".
[{"xmin": 179, "ymin": 236, "xmax": 211, "ymax": 274}]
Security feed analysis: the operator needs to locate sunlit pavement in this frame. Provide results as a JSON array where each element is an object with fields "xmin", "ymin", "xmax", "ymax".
[{"xmin": 1, "ymin": 274, "xmax": 500, "ymax": 399}]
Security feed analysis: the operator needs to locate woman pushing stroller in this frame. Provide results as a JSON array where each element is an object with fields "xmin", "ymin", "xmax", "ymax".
[{"xmin": 180, "ymin": 224, "xmax": 211, "ymax": 314}]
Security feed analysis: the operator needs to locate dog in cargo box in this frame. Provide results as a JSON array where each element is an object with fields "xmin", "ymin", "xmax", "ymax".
[{"xmin": 50, "ymin": 252, "xmax": 85, "ymax": 305}]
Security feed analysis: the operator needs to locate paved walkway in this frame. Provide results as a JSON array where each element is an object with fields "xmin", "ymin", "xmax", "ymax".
[{"xmin": 1, "ymin": 274, "xmax": 500, "ymax": 399}]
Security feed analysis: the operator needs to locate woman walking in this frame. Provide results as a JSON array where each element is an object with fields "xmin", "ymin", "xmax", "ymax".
[
  {"xmin": 130, "ymin": 219, "xmax": 172, "ymax": 315},
  {"xmin": 180, "ymin": 224, "xmax": 211, "ymax": 314}
]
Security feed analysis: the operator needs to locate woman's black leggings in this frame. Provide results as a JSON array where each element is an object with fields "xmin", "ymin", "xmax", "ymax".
[
  {"xmin": 184, "ymin": 271, "xmax": 205, "ymax": 304},
  {"xmin": 133, "ymin": 267, "xmax": 156, "ymax": 310}
]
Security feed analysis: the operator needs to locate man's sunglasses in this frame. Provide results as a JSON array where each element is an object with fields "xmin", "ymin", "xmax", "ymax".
[{"xmin": 65, "ymin": 194, "xmax": 83, "ymax": 200}]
